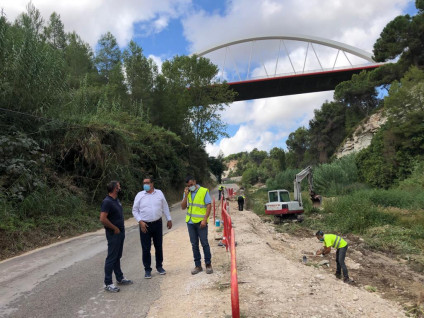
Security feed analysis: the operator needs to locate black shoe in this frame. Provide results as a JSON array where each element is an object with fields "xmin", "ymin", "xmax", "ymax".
[
  {"xmin": 157, "ymin": 267, "xmax": 166, "ymax": 275},
  {"xmin": 117, "ymin": 277, "xmax": 133, "ymax": 285},
  {"xmin": 343, "ymin": 277, "xmax": 354, "ymax": 284},
  {"xmin": 191, "ymin": 266, "xmax": 203, "ymax": 275},
  {"xmin": 206, "ymin": 264, "xmax": 213, "ymax": 274},
  {"xmin": 335, "ymin": 273, "xmax": 342, "ymax": 279},
  {"xmin": 144, "ymin": 270, "xmax": 152, "ymax": 279}
]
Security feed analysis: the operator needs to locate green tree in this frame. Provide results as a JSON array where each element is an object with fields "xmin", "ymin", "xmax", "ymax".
[
  {"xmin": 308, "ymin": 101, "xmax": 346, "ymax": 163},
  {"xmin": 373, "ymin": 1, "xmax": 424, "ymax": 70},
  {"xmin": 249, "ymin": 148, "xmax": 268, "ymax": 166},
  {"xmin": 64, "ymin": 32, "xmax": 97, "ymax": 89},
  {"xmin": 208, "ymin": 154, "xmax": 225, "ymax": 183},
  {"xmin": 94, "ymin": 32, "xmax": 127, "ymax": 104},
  {"xmin": 158, "ymin": 55, "xmax": 236, "ymax": 145},
  {"xmin": 95, "ymin": 32, "xmax": 121, "ymax": 81},
  {"xmin": 43, "ymin": 12, "xmax": 66, "ymax": 50},
  {"xmin": 242, "ymin": 167, "xmax": 258, "ymax": 186},
  {"xmin": 334, "ymin": 71, "xmax": 379, "ymax": 131},
  {"xmin": 269, "ymin": 147, "xmax": 286, "ymax": 171},
  {"xmin": 286, "ymin": 127, "xmax": 309, "ymax": 168},
  {"xmin": 384, "ymin": 66, "xmax": 424, "ymax": 175},
  {"xmin": 122, "ymin": 40, "xmax": 157, "ymax": 118}
]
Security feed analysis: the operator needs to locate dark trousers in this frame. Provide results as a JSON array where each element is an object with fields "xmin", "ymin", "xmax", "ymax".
[
  {"xmin": 104, "ymin": 230, "xmax": 125, "ymax": 285},
  {"xmin": 218, "ymin": 190, "xmax": 222, "ymax": 200},
  {"xmin": 336, "ymin": 245, "xmax": 349, "ymax": 278},
  {"xmin": 139, "ymin": 218, "xmax": 163, "ymax": 272},
  {"xmin": 238, "ymin": 198, "xmax": 244, "ymax": 211},
  {"xmin": 187, "ymin": 222, "xmax": 211, "ymax": 267}
]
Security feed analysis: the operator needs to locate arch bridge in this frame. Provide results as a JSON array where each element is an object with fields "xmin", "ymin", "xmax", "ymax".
[{"xmin": 195, "ymin": 35, "xmax": 382, "ymax": 101}]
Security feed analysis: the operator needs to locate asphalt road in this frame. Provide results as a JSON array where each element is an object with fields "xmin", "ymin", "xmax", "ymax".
[{"xmin": 0, "ymin": 186, "xmax": 231, "ymax": 318}]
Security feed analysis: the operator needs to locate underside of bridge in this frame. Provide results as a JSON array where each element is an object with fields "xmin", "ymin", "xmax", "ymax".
[{"xmin": 228, "ymin": 64, "xmax": 380, "ymax": 101}]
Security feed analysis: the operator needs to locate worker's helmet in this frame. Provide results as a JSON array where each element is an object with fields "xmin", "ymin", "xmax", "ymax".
[{"xmin": 315, "ymin": 230, "xmax": 324, "ymax": 236}]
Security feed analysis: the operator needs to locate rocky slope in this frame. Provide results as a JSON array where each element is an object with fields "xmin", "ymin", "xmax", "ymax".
[{"xmin": 336, "ymin": 110, "xmax": 387, "ymax": 158}]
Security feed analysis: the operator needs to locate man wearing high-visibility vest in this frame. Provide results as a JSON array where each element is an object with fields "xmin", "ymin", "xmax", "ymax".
[
  {"xmin": 315, "ymin": 230, "xmax": 353, "ymax": 284},
  {"xmin": 218, "ymin": 185, "xmax": 223, "ymax": 200},
  {"xmin": 181, "ymin": 175, "xmax": 213, "ymax": 275}
]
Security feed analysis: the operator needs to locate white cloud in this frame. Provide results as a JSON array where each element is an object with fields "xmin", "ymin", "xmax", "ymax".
[
  {"xmin": 1, "ymin": 0, "xmax": 191, "ymax": 48},
  {"xmin": 210, "ymin": 91, "xmax": 334, "ymax": 157},
  {"xmin": 148, "ymin": 54, "xmax": 164, "ymax": 72}
]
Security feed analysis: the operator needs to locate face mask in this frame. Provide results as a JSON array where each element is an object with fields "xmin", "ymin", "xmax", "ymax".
[
  {"xmin": 189, "ymin": 185, "xmax": 196, "ymax": 192},
  {"xmin": 319, "ymin": 238, "xmax": 324, "ymax": 242},
  {"xmin": 143, "ymin": 184, "xmax": 151, "ymax": 192}
]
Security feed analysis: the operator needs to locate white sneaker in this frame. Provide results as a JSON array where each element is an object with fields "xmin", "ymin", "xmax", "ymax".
[{"xmin": 104, "ymin": 283, "xmax": 120, "ymax": 292}]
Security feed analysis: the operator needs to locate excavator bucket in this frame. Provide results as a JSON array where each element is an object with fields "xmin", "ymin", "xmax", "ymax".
[{"xmin": 310, "ymin": 192, "xmax": 322, "ymax": 208}]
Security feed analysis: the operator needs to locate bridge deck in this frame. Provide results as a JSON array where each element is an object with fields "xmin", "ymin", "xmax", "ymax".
[{"xmin": 228, "ymin": 64, "xmax": 381, "ymax": 101}]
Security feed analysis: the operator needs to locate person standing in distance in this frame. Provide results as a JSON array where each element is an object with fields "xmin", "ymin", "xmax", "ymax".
[
  {"xmin": 100, "ymin": 181, "xmax": 133, "ymax": 293},
  {"xmin": 132, "ymin": 177, "xmax": 172, "ymax": 279},
  {"xmin": 237, "ymin": 194, "xmax": 245, "ymax": 211},
  {"xmin": 181, "ymin": 175, "xmax": 213, "ymax": 275}
]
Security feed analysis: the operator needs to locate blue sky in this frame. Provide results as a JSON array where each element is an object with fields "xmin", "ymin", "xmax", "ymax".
[{"xmin": 2, "ymin": 0, "xmax": 415, "ymax": 157}]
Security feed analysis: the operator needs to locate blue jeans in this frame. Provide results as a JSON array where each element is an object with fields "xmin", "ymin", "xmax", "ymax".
[
  {"xmin": 187, "ymin": 222, "xmax": 211, "ymax": 267},
  {"xmin": 139, "ymin": 219, "xmax": 163, "ymax": 272},
  {"xmin": 336, "ymin": 245, "xmax": 349, "ymax": 278},
  {"xmin": 104, "ymin": 229, "xmax": 125, "ymax": 285}
]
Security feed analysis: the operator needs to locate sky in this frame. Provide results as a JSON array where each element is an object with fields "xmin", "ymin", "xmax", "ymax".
[{"xmin": 1, "ymin": 0, "xmax": 418, "ymax": 157}]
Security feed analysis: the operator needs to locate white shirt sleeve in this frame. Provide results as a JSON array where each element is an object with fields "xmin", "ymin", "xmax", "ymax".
[
  {"xmin": 160, "ymin": 190, "xmax": 172, "ymax": 221},
  {"xmin": 132, "ymin": 192, "xmax": 142, "ymax": 223}
]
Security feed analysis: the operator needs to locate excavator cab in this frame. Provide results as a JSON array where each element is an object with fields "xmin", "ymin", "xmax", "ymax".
[{"xmin": 265, "ymin": 166, "xmax": 320, "ymax": 223}]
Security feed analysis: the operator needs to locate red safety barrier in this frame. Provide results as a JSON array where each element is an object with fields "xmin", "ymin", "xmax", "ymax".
[
  {"xmin": 230, "ymin": 228, "xmax": 240, "ymax": 318},
  {"xmin": 221, "ymin": 199, "xmax": 240, "ymax": 317}
]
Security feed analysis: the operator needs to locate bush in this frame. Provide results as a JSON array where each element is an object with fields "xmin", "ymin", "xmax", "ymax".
[
  {"xmin": 242, "ymin": 168, "xmax": 258, "ymax": 186},
  {"xmin": 313, "ymin": 154, "xmax": 363, "ymax": 195},
  {"xmin": 323, "ymin": 193, "xmax": 397, "ymax": 234},
  {"xmin": 266, "ymin": 168, "xmax": 298, "ymax": 190}
]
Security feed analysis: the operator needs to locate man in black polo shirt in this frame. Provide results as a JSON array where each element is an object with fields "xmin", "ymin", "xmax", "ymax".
[{"xmin": 100, "ymin": 180, "xmax": 133, "ymax": 292}]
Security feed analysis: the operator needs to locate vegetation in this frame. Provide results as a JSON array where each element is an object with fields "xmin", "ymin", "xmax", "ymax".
[{"xmin": 0, "ymin": 4, "xmax": 235, "ymax": 259}]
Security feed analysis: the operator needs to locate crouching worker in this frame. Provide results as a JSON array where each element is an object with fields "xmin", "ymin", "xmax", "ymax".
[{"xmin": 315, "ymin": 230, "xmax": 353, "ymax": 284}]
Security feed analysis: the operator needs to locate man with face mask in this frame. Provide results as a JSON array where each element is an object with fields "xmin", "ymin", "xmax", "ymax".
[
  {"xmin": 181, "ymin": 175, "xmax": 213, "ymax": 275},
  {"xmin": 100, "ymin": 181, "xmax": 133, "ymax": 292},
  {"xmin": 315, "ymin": 230, "xmax": 353, "ymax": 284},
  {"xmin": 132, "ymin": 177, "xmax": 172, "ymax": 279}
]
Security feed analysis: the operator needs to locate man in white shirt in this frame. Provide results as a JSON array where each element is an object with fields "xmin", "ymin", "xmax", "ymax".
[{"xmin": 132, "ymin": 177, "xmax": 172, "ymax": 279}]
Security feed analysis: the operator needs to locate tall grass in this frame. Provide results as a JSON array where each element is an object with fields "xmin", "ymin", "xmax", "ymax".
[
  {"xmin": 313, "ymin": 154, "xmax": 365, "ymax": 195},
  {"xmin": 356, "ymin": 188, "xmax": 424, "ymax": 209},
  {"xmin": 323, "ymin": 193, "xmax": 397, "ymax": 234}
]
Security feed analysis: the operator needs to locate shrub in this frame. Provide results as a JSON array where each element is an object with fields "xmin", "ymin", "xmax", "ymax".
[
  {"xmin": 313, "ymin": 154, "xmax": 362, "ymax": 195},
  {"xmin": 323, "ymin": 193, "xmax": 397, "ymax": 234}
]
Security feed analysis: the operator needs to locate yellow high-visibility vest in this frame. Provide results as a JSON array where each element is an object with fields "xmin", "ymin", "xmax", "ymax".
[
  {"xmin": 323, "ymin": 234, "xmax": 347, "ymax": 249},
  {"xmin": 186, "ymin": 186, "xmax": 209, "ymax": 223}
]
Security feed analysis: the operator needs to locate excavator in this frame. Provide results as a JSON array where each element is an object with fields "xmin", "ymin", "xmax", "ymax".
[{"xmin": 265, "ymin": 166, "xmax": 321, "ymax": 223}]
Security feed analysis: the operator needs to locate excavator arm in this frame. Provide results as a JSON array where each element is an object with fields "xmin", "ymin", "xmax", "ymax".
[{"xmin": 293, "ymin": 166, "xmax": 320, "ymax": 207}]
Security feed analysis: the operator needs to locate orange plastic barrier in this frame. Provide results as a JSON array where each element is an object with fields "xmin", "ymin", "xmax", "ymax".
[
  {"xmin": 230, "ymin": 228, "xmax": 240, "ymax": 318},
  {"xmin": 221, "ymin": 199, "xmax": 240, "ymax": 317}
]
